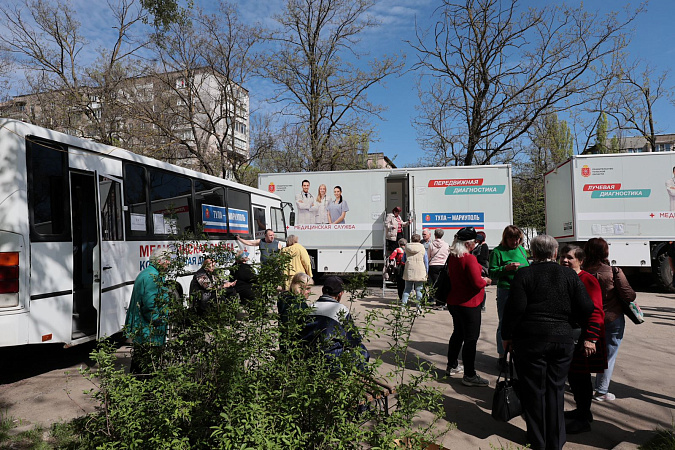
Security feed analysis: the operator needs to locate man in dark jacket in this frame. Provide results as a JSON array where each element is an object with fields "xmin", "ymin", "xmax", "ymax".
[{"xmin": 301, "ymin": 276, "xmax": 369, "ymax": 371}]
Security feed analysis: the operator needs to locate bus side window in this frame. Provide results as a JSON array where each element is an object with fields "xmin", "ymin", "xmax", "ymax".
[
  {"xmin": 123, "ymin": 163, "xmax": 149, "ymax": 238},
  {"xmin": 226, "ymin": 188, "xmax": 251, "ymax": 237},
  {"xmin": 148, "ymin": 168, "xmax": 192, "ymax": 237},
  {"xmin": 194, "ymin": 180, "xmax": 226, "ymax": 236},
  {"xmin": 253, "ymin": 207, "xmax": 266, "ymax": 239},
  {"xmin": 27, "ymin": 138, "xmax": 71, "ymax": 241},
  {"xmin": 99, "ymin": 176, "xmax": 123, "ymax": 241}
]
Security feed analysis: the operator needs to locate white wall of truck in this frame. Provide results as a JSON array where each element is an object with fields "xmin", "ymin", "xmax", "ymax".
[
  {"xmin": 259, "ymin": 165, "xmax": 513, "ymax": 275},
  {"xmin": 544, "ymin": 152, "xmax": 675, "ymax": 289}
]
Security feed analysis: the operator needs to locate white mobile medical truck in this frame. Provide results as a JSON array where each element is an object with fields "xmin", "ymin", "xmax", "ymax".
[
  {"xmin": 258, "ymin": 165, "xmax": 513, "ymax": 276},
  {"xmin": 545, "ymin": 152, "xmax": 675, "ymax": 290}
]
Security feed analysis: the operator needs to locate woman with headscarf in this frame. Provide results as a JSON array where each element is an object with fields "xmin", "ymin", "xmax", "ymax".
[{"xmin": 502, "ymin": 235, "xmax": 593, "ymax": 450}]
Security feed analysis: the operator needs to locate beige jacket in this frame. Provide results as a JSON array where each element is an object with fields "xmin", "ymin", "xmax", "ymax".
[
  {"xmin": 385, "ymin": 213, "xmax": 405, "ymax": 241},
  {"xmin": 403, "ymin": 242, "xmax": 427, "ymax": 282},
  {"xmin": 280, "ymin": 243, "xmax": 313, "ymax": 288}
]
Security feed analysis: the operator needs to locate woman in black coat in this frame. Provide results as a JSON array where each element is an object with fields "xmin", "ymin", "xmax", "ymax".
[{"xmin": 501, "ymin": 235, "xmax": 593, "ymax": 450}]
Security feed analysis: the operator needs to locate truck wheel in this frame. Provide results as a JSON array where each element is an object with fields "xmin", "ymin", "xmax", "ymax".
[{"xmin": 655, "ymin": 253, "xmax": 675, "ymax": 292}]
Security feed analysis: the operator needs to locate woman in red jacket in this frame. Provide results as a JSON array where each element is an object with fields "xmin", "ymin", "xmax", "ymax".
[
  {"xmin": 445, "ymin": 227, "xmax": 492, "ymax": 386},
  {"xmin": 560, "ymin": 245, "xmax": 607, "ymax": 434}
]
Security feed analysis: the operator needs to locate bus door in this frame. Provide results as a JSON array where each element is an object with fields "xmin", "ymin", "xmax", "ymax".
[
  {"xmin": 68, "ymin": 151, "xmax": 122, "ymax": 342},
  {"xmin": 385, "ymin": 173, "xmax": 411, "ymax": 240},
  {"xmin": 69, "ymin": 171, "xmax": 100, "ymax": 340}
]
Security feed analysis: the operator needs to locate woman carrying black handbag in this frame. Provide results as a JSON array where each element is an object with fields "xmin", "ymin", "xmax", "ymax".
[{"xmin": 492, "ymin": 351, "xmax": 522, "ymax": 422}]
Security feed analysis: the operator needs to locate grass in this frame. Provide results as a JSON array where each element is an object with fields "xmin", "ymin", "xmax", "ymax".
[
  {"xmin": 0, "ymin": 414, "xmax": 81, "ymax": 450},
  {"xmin": 640, "ymin": 423, "xmax": 675, "ymax": 450}
]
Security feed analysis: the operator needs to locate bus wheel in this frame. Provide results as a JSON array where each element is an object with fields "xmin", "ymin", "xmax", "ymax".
[{"xmin": 655, "ymin": 253, "xmax": 675, "ymax": 292}]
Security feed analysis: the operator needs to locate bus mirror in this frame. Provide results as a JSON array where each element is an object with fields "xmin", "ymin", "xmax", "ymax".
[{"xmin": 289, "ymin": 212, "xmax": 295, "ymax": 226}]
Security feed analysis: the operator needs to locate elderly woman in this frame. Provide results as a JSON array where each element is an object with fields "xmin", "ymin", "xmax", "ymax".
[
  {"xmin": 401, "ymin": 234, "xmax": 428, "ymax": 306},
  {"xmin": 385, "ymin": 206, "xmax": 410, "ymax": 252},
  {"xmin": 231, "ymin": 250, "xmax": 257, "ymax": 307},
  {"xmin": 277, "ymin": 273, "xmax": 314, "ymax": 352},
  {"xmin": 189, "ymin": 256, "xmax": 236, "ymax": 316},
  {"xmin": 445, "ymin": 227, "xmax": 491, "ymax": 386},
  {"xmin": 559, "ymin": 244, "xmax": 607, "ymax": 434},
  {"xmin": 490, "ymin": 225, "xmax": 529, "ymax": 369},
  {"xmin": 279, "ymin": 235, "xmax": 313, "ymax": 289},
  {"xmin": 502, "ymin": 235, "xmax": 594, "ymax": 450}
]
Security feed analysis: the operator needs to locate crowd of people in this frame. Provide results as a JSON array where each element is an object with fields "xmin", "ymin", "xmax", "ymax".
[
  {"xmin": 124, "ymin": 229, "xmax": 367, "ymax": 378},
  {"xmin": 383, "ymin": 215, "xmax": 636, "ymax": 450},
  {"xmin": 125, "ymin": 218, "xmax": 637, "ymax": 450}
]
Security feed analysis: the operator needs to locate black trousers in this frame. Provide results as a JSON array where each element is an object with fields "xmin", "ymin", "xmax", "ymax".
[
  {"xmin": 567, "ymin": 371, "xmax": 593, "ymax": 419},
  {"xmin": 396, "ymin": 273, "xmax": 405, "ymax": 299},
  {"xmin": 513, "ymin": 340, "xmax": 574, "ymax": 450},
  {"xmin": 447, "ymin": 304, "xmax": 482, "ymax": 376},
  {"xmin": 428, "ymin": 265, "xmax": 445, "ymax": 306}
]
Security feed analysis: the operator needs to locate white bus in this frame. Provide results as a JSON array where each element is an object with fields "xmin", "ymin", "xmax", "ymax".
[{"xmin": 0, "ymin": 119, "xmax": 287, "ymax": 347}]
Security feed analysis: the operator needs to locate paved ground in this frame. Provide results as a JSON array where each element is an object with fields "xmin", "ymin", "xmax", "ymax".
[
  {"xmin": 1, "ymin": 284, "xmax": 673, "ymax": 449},
  {"xmin": 354, "ymin": 284, "xmax": 675, "ymax": 449}
]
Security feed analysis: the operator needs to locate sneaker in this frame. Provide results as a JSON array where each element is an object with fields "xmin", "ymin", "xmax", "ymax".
[
  {"xmin": 462, "ymin": 374, "xmax": 490, "ymax": 387},
  {"xmin": 445, "ymin": 364, "xmax": 464, "ymax": 376},
  {"xmin": 593, "ymin": 392, "xmax": 616, "ymax": 402}
]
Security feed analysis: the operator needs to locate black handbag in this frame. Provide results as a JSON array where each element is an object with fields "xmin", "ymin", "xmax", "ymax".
[
  {"xmin": 432, "ymin": 256, "xmax": 452, "ymax": 302},
  {"xmin": 491, "ymin": 352, "xmax": 522, "ymax": 422}
]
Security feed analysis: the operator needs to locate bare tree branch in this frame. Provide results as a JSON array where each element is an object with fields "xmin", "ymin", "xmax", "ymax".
[{"xmin": 410, "ymin": 0, "xmax": 643, "ymax": 165}]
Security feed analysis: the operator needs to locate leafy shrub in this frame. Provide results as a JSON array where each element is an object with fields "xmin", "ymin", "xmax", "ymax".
[{"xmin": 75, "ymin": 233, "xmax": 446, "ymax": 449}]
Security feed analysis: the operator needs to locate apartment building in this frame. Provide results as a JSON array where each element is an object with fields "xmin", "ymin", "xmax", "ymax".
[
  {"xmin": 619, "ymin": 134, "xmax": 675, "ymax": 153},
  {"xmin": 0, "ymin": 68, "xmax": 249, "ymax": 179}
]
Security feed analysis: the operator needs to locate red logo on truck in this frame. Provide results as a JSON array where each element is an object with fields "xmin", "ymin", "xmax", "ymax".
[
  {"xmin": 581, "ymin": 165, "xmax": 591, "ymax": 177},
  {"xmin": 428, "ymin": 179, "xmax": 483, "ymax": 187},
  {"xmin": 268, "ymin": 182, "xmax": 276, "ymax": 193},
  {"xmin": 583, "ymin": 184, "xmax": 621, "ymax": 191}
]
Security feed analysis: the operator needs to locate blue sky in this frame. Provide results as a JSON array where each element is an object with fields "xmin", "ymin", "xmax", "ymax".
[
  {"xmin": 212, "ymin": 0, "xmax": 675, "ymax": 166},
  {"xmin": 5, "ymin": 0, "xmax": 675, "ymax": 167}
]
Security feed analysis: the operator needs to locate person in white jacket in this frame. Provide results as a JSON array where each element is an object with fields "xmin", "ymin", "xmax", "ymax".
[
  {"xmin": 296, "ymin": 180, "xmax": 315, "ymax": 224},
  {"xmin": 385, "ymin": 206, "xmax": 410, "ymax": 252},
  {"xmin": 428, "ymin": 229, "xmax": 450, "ymax": 307}
]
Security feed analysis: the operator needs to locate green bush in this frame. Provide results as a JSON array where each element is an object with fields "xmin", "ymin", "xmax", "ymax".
[{"xmin": 74, "ymin": 234, "xmax": 446, "ymax": 449}]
